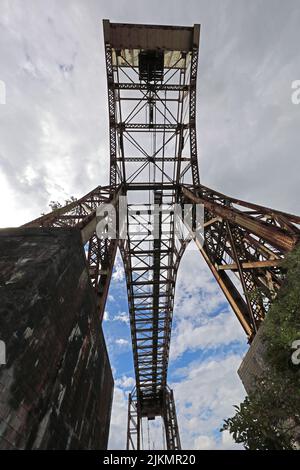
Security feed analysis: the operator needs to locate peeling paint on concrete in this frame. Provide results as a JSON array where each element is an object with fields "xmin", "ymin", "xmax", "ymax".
[
  {"xmin": 57, "ymin": 384, "xmax": 66, "ymax": 412},
  {"xmin": 6, "ymin": 270, "xmax": 25, "ymax": 284},
  {"xmin": 29, "ymin": 293, "xmax": 42, "ymax": 307},
  {"xmin": 68, "ymin": 324, "xmax": 82, "ymax": 342},
  {"xmin": 16, "ymin": 258, "xmax": 34, "ymax": 265},
  {"xmin": 33, "ymin": 409, "xmax": 52, "ymax": 449},
  {"xmin": 23, "ymin": 327, "xmax": 33, "ymax": 339}
]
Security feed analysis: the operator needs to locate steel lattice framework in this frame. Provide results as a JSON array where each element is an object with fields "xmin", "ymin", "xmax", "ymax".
[{"xmin": 24, "ymin": 20, "xmax": 300, "ymax": 449}]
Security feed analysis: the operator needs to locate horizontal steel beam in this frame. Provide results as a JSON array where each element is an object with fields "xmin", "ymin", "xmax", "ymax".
[
  {"xmin": 115, "ymin": 83, "xmax": 189, "ymax": 91},
  {"xmin": 217, "ymin": 259, "xmax": 282, "ymax": 271}
]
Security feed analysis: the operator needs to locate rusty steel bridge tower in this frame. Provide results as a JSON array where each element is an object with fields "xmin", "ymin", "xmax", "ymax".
[{"xmin": 23, "ymin": 21, "xmax": 300, "ymax": 449}]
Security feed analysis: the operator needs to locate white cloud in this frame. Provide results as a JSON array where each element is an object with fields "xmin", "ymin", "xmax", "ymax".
[
  {"xmin": 108, "ymin": 386, "xmax": 128, "ymax": 450},
  {"xmin": 193, "ymin": 434, "xmax": 215, "ymax": 450},
  {"xmin": 221, "ymin": 430, "xmax": 238, "ymax": 448},
  {"xmin": 174, "ymin": 245, "xmax": 228, "ymax": 319},
  {"xmin": 103, "ymin": 310, "xmax": 109, "ymax": 321},
  {"xmin": 193, "ymin": 430, "xmax": 239, "ymax": 450},
  {"xmin": 0, "ymin": 0, "xmax": 110, "ymax": 227},
  {"xmin": 113, "ymin": 311, "xmax": 129, "ymax": 324},
  {"xmin": 112, "ymin": 251, "xmax": 125, "ymax": 281},
  {"xmin": 109, "ymin": 353, "xmax": 246, "ymax": 450},
  {"xmin": 115, "ymin": 375, "xmax": 135, "ymax": 389},
  {"xmin": 173, "ymin": 354, "xmax": 246, "ymax": 450},
  {"xmin": 171, "ymin": 311, "xmax": 245, "ymax": 360},
  {"xmin": 115, "ymin": 338, "xmax": 129, "ymax": 347},
  {"xmin": 171, "ymin": 247, "xmax": 246, "ymax": 360}
]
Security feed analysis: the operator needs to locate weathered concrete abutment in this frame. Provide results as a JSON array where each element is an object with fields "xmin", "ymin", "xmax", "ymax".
[{"xmin": 0, "ymin": 227, "xmax": 113, "ymax": 449}]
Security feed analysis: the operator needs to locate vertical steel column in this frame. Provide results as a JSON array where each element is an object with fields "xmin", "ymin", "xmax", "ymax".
[
  {"xmin": 162, "ymin": 387, "xmax": 181, "ymax": 450},
  {"xmin": 126, "ymin": 391, "xmax": 141, "ymax": 450}
]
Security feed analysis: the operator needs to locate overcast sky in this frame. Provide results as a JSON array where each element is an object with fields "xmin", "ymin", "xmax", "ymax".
[{"xmin": 1, "ymin": 0, "xmax": 299, "ymax": 450}]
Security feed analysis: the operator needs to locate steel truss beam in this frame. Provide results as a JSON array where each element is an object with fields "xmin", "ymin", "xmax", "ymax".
[
  {"xmin": 103, "ymin": 20, "xmax": 202, "ymax": 447},
  {"xmin": 23, "ymin": 185, "xmax": 119, "ymax": 322},
  {"xmin": 181, "ymin": 184, "xmax": 300, "ymax": 339},
  {"xmin": 126, "ymin": 386, "xmax": 181, "ymax": 450}
]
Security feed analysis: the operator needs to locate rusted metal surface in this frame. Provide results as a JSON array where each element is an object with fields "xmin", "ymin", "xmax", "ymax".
[
  {"xmin": 103, "ymin": 19, "xmax": 203, "ymax": 448},
  {"xmin": 193, "ymin": 236, "xmax": 254, "ymax": 337},
  {"xmin": 182, "ymin": 186, "xmax": 300, "ymax": 252},
  {"xmin": 103, "ymin": 20, "xmax": 199, "ymax": 60},
  {"xmin": 23, "ymin": 186, "xmax": 120, "ymax": 320},
  {"xmin": 217, "ymin": 259, "xmax": 281, "ymax": 271},
  {"xmin": 182, "ymin": 184, "xmax": 300, "ymax": 338},
  {"xmin": 23, "ymin": 185, "xmax": 113, "ymax": 232},
  {"xmin": 126, "ymin": 386, "xmax": 181, "ymax": 450}
]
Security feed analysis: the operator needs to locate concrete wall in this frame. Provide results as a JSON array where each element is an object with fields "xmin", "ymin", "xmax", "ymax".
[
  {"xmin": 0, "ymin": 227, "xmax": 113, "ymax": 449},
  {"xmin": 238, "ymin": 325, "xmax": 267, "ymax": 395}
]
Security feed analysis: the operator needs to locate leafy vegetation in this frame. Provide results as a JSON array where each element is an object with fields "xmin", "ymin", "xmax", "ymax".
[
  {"xmin": 49, "ymin": 196, "xmax": 77, "ymax": 212},
  {"xmin": 221, "ymin": 244, "xmax": 300, "ymax": 450}
]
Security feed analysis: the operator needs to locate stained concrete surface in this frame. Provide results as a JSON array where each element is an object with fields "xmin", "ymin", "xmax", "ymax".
[{"xmin": 0, "ymin": 227, "xmax": 113, "ymax": 449}]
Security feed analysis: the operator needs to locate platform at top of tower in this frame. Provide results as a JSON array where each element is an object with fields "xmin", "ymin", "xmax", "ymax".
[{"xmin": 103, "ymin": 20, "xmax": 200, "ymax": 69}]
